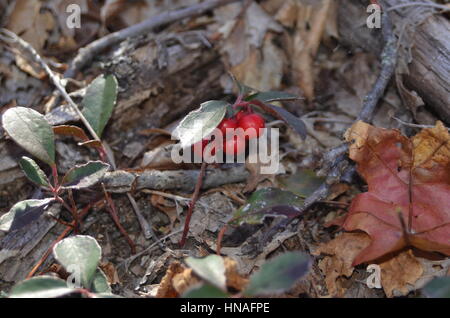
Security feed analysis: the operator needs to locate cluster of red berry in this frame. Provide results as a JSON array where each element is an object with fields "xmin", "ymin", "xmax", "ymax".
[{"xmin": 192, "ymin": 110, "xmax": 266, "ymax": 157}]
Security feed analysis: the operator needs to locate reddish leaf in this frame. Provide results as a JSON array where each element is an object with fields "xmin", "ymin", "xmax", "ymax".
[
  {"xmin": 53, "ymin": 125, "xmax": 89, "ymax": 142},
  {"xmin": 343, "ymin": 121, "xmax": 450, "ymax": 265}
]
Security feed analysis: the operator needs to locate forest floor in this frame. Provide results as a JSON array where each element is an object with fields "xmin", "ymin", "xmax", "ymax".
[{"xmin": 0, "ymin": 0, "xmax": 449, "ymax": 298}]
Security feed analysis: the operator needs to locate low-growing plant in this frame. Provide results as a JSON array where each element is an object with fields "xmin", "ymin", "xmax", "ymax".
[{"xmin": 7, "ymin": 235, "xmax": 116, "ymax": 298}]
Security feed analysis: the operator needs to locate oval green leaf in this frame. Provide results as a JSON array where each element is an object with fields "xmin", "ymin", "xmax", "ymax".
[
  {"xmin": 182, "ymin": 284, "xmax": 229, "ymax": 298},
  {"xmin": 173, "ymin": 100, "xmax": 229, "ymax": 148},
  {"xmin": 423, "ymin": 277, "xmax": 450, "ymax": 298},
  {"xmin": 19, "ymin": 156, "xmax": 50, "ymax": 188},
  {"xmin": 0, "ymin": 198, "xmax": 54, "ymax": 232},
  {"xmin": 231, "ymin": 188, "xmax": 304, "ymax": 226},
  {"xmin": 244, "ymin": 251, "xmax": 312, "ymax": 296},
  {"xmin": 61, "ymin": 161, "xmax": 110, "ymax": 189},
  {"xmin": 91, "ymin": 269, "xmax": 112, "ymax": 294},
  {"xmin": 246, "ymin": 91, "xmax": 300, "ymax": 103},
  {"xmin": 53, "ymin": 235, "xmax": 102, "ymax": 289},
  {"xmin": 9, "ymin": 276, "xmax": 74, "ymax": 298},
  {"xmin": 82, "ymin": 74, "xmax": 118, "ymax": 137},
  {"xmin": 185, "ymin": 255, "xmax": 226, "ymax": 290},
  {"xmin": 2, "ymin": 107, "xmax": 55, "ymax": 165}
]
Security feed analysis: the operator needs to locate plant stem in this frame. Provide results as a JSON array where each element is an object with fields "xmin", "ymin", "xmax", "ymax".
[
  {"xmin": 27, "ymin": 200, "xmax": 101, "ymax": 278},
  {"xmin": 102, "ymin": 184, "xmax": 137, "ymax": 254},
  {"xmin": 179, "ymin": 162, "xmax": 207, "ymax": 247}
]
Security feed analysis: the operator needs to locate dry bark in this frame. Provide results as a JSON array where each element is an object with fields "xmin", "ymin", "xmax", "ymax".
[{"xmin": 338, "ymin": 0, "xmax": 450, "ymax": 124}]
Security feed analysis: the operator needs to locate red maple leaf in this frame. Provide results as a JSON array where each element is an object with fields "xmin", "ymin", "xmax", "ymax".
[{"xmin": 343, "ymin": 121, "xmax": 450, "ymax": 265}]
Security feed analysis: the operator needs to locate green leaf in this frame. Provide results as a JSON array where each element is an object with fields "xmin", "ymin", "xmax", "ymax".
[
  {"xmin": 53, "ymin": 235, "xmax": 102, "ymax": 289},
  {"xmin": 173, "ymin": 100, "xmax": 229, "ymax": 148},
  {"xmin": 231, "ymin": 188, "xmax": 304, "ymax": 226},
  {"xmin": 250, "ymin": 102, "xmax": 307, "ymax": 139},
  {"xmin": 0, "ymin": 198, "xmax": 54, "ymax": 232},
  {"xmin": 246, "ymin": 91, "xmax": 300, "ymax": 103},
  {"xmin": 185, "ymin": 255, "xmax": 226, "ymax": 290},
  {"xmin": 423, "ymin": 277, "xmax": 450, "ymax": 298},
  {"xmin": 19, "ymin": 156, "xmax": 50, "ymax": 188},
  {"xmin": 82, "ymin": 74, "xmax": 118, "ymax": 137},
  {"xmin": 277, "ymin": 169, "xmax": 324, "ymax": 198},
  {"xmin": 244, "ymin": 252, "xmax": 312, "ymax": 296},
  {"xmin": 229, "ymin": 73, "xmax": 257, "ymax": 97},
  {"xmin": 61, "ymin": 161, "xmax": 109, "ymax": 189},
  {"xmin": 182, "ymin": 284, "xmax": 229, "ymax": 298},
  {"xmin": 9, "ymin": 276, "xmax": 74, "ymax": 298},
  {"xmin": 2, "ymin": 107, "xmax": 55, "ymax": 165},
  {"xmin": 91, "ymin": 269, "xmax": 112, "ymax": 294}
]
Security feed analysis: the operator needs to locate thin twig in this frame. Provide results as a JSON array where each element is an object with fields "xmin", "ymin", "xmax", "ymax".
[
  {"xmin": 393, "ymin": 116, "xmax": 450, "ymax": 131},
  {"xmin": 64, "ymin": 0, "xmax": 241, "ymax": 78},
  {"xmin": 387, "ymin": 2, "xmax": 450, "ymax": 12},
  {"xmin": 126, "ymin": 192, "xmax": 164, "ymax": 248}
]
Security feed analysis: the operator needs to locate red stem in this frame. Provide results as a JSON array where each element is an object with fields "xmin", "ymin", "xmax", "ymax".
[
  {"xmin": 101, "ymin": 183, "xmax": 137, "ymax": 254},
  {"xmin": 179, "ymin": 162, "xmax": 207, "ymax": 247}
]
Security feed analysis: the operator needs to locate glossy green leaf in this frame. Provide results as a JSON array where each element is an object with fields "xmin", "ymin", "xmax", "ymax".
[
  {"xmin": 82, "ymin": 74, "xmax": 118, "ymax": 137},
  {"xmin": 244, "ymin": 252, "xmax": 312, "ymax": 296},
  {"xmin": 183, "ymin": 284, "xmax": 229, "ymax": 298},
  {"xmin": 61, "ymin": 161, "xmax": 109, "ymax": 189},
  {"xmin": 2, "ymin": 107, "xmax": 55, "ymax": 165},
  {"xmin": 53, "ymin": 235, "xmax": 102, "ymax": 289},
  {"xmin": 173, "ymin": 100, "xmax": 229, "ymax": 148},
  {"xmin": 0, "ymin": 198, "xmax": 54, "ymax": 232},
  {"xmin": 91, "ymin": 269, "xmax": 112, "ymax": 294},
  {"xmin": 185, "ymin": 255, "xmax": 226, "ymax": 290},
  {"xmin": 231, "ymin": 188, "xmax": 304, "ymax": 226},
  {"xmin": 9, "ymin": 276, "xmax": 74, "ymax": 298},
  {"xmin": 423, "ymin": 277, "xmax": 450, "ymax": 298},
  {"xmin": 19, "ymin": 156, "xmax": 50, "ymax": 188},
  {"xmin": 246, "ymin": 91, "xmax": 299, "ymax": 103}
]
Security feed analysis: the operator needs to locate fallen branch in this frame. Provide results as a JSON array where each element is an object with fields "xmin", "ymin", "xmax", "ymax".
[
  {"xmin": 338, "ymin": 0, "xmax": 450, "ymax": 123},
  {"xmin": 102, "ymin": 165, "xmax": 249, "ymax": 193},
  {"xmin": 64, "ymin": 0, "xmax": 241, "ymax": 78}
]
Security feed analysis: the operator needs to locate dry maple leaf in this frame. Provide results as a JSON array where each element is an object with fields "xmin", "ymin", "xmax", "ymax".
[{"xmin": 343, "ymin": 121, "xmax": 450, "ymax": 265}]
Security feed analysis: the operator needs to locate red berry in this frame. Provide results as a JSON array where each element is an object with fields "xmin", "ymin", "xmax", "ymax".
[
  {"xmin": 238, "ymin": 113, "xmax": 265, "ymax": 139},
  {"xmin": 217, "ymin": 118, "xmax": 238, "ymax": 136},
  {"xmin": 223, "ymin": 135, "xmax": 245, "ymax": 155},
  {"xmin": 235, "ymin": 110, "xmax": 248, "ymax": 121}
]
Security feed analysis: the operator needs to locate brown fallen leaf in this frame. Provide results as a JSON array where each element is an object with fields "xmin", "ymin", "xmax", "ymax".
[
  {"xmin": 379, "ymin": 250, "xmax": 423, "ymax": 298},
  {"xmin": 313, "ymin": 232, "xmax": 371, "ymax": 297},
  {"xmin": 156, "ymin": 261, "xmax": 188, "ymax": 298},
  {"xmin": 156, "ymin": 257, "xmax": 248, "ymax": 297},
  {"xmin": 290, "ymin": 0, "xmax": 335, "ymax": 102},
  {"xmin": 314, "ymin": 232, "xmax": 436, "ymax": 297},
  {"xmin": 7, "ymin": 0, "xmax": 55, "ymax": 52},
  {"xmin": 99, "ymin": 261, "xmax": 121, "ymax": 285}
]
